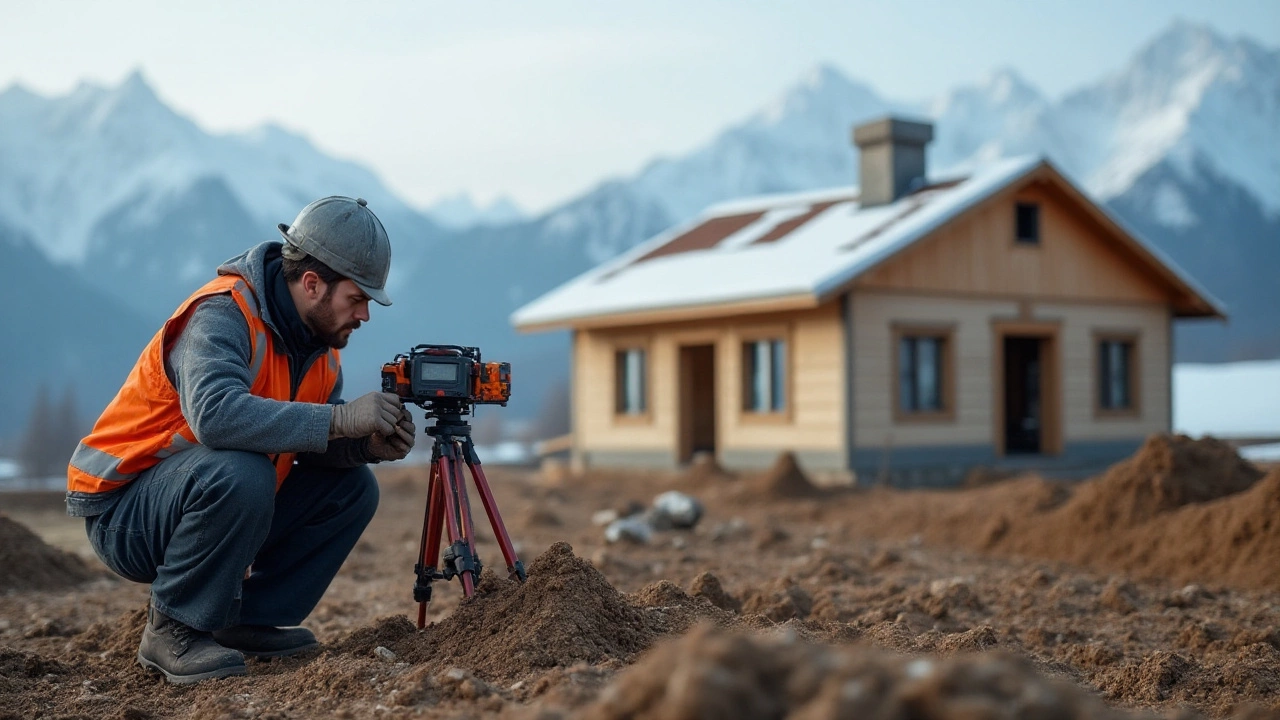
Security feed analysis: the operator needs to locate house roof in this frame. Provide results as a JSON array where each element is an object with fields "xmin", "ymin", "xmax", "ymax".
[{"xmin": 511, "ymin": 156, "xmax": 1225, "ymax": 331}]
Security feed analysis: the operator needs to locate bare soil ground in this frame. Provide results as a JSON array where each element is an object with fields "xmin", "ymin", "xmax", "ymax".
[{"xmin": 2, "ymin": 433, "xmax": 1278, "ymax": 719}]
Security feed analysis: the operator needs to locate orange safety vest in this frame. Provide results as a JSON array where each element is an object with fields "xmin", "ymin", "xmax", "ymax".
[{"xmin": 67, "ymin": 274, "xmax": 340, "ymax": 494}]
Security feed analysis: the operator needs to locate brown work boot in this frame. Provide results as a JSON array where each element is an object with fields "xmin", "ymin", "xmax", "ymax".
[
  {"xmin": 137, "ymin": 606, "xmax": 246, "ymax": 684},
  {"xmin": 212, "ymin": 624, "xmax": 319, "ymax": 658}
]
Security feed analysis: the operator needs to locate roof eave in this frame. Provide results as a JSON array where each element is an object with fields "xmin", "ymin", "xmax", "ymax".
[{"xmin": 513, "ymin": 291, "xmax": 822, "ymax": 333}]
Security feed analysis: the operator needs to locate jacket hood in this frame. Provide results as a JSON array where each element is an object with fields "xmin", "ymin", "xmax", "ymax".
[{"xmin": 217, "ymin": 241, "xmax": 283, "ymax": 336}]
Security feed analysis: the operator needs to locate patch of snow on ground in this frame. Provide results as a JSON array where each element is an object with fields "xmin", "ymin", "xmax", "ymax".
[
  {"xmin": 1240, "ymin": 443, "xmax": 1280, "ymax": 463},
  {"xmin": 1174, "ymin": 360, "xmax": 1280, "ymax": 438}
]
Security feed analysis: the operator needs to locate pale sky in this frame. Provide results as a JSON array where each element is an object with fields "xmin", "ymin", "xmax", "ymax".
[{"xmin": 2, "ymin": 0, "xmax": 1277, "ymax": 214}]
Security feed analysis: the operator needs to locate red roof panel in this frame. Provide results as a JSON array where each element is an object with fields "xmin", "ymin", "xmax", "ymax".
[
  {"xmin": 632, "ymin": 211, "xmax": 765, "ymax": 264},
  {"xmin": 750, "ymin": 200, "xmax": 842, "ymax": 245}
]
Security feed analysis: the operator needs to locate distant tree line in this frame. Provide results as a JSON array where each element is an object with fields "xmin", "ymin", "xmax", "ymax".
[{"xmin": 17, "ymin": 385, "xmax": 87, "ymax": 479}]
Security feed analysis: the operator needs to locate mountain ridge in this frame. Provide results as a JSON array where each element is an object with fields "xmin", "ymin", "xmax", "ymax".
[{"xmin": 0, "ymin": 19, "xmax": 1275, "ymax": 442}]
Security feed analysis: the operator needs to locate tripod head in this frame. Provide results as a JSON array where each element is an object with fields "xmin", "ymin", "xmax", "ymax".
[{"xmin": 422, "ymin": 402, "xmax": 474, "ymax": 444}]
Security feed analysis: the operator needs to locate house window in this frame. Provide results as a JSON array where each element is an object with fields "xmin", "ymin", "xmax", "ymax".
[
  {"xmin": 1015, "ymin": 202, "xmax": 1040, "ymax": 244},
  {"xmin": 614, "ymin": 348, "xmax": 647, "ymax": 415},
  {"xmin": 1098, "ymin": 338, "xmax": 1135, "ymax": 411},
  {"xmin": 898, "ymin": 334, "xmax": 947, "ymax": 413},
  {"xmin": 742, "ymin": 339, "xmax": 786, "ymax": 413}
]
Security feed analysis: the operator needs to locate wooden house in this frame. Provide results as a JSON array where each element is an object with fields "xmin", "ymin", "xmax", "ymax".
[{"xmin": 511, "ymin": 117, "xmax": 1223, "ymax": 486}]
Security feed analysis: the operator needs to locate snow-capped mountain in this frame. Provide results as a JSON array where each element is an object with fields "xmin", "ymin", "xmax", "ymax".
[
  {"xmin": 608, "ymin": 20, "xmax": 1279, "ymax": 231},
  {"xmin": 0, "ymin": 70, "xmax": 451, "ymax": 318},
  {"xmin": 0, "ymin": 19, "xmax": 1276, "ymax": 442},
  {"xmin": 0, "ymin": 70, "xmax": 439, "ymax": 265},
  {"xmin": 628, "ymin": 66, "xmax": 887, "ymax": 223},
  {"xmin": 1056, "ymin": 20, "xmax": 1280, "ymax": 215},
  {"xmin": 424, "ymin": 193, "xmax": 526, "ymax": 230}
]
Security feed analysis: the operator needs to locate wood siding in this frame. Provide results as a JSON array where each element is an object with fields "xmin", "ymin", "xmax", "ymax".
[
  {"xmin": 852, "ymin": 292, "xmax": 1016, "ymax": 449},
  {"xmin": 857, "ymin": 182, "xmax": 1170, "ymax": 305},
  {"xmin": 851, "ymin": 291, "xmax": 1170, "ymax": 452},
  {"xmin": 848, "ymin": 184, "xmax": 1174, "ymax": 454},
  {"xmin": 572, "ymin": 305, "xmax": 846, "ymax": 463},
  {"xmin": 1042, "ymin": 302, "xmax": 1171, "ymax": 440}
]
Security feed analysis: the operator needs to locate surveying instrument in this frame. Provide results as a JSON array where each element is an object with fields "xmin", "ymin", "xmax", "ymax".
[{"xmin": 382, "ymin": 345, "xmax": 527, "ymax": 628}]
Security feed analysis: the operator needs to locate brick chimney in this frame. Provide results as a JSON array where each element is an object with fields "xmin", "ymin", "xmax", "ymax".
[{"xmin": 852, "ymin": 117, "xmax": 934, "ymax": 207}]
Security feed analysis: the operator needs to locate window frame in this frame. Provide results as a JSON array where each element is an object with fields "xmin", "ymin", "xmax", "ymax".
[
  {"xmin": 891, "ymin": 323, "xmax": 957, "ymax": 424},
  {"xmin": 738, "ymin": 326, "xmax": 792, "ymax": 424},
  {"xmin": 1014, "ymin": 201, "xmax": 1041, "ymax": 245},
  {"xmin": 1093, "ymin": 330, "xmax": 1141, "ymax": 419},
  {"xmin": 612, "ymin": 341, "xmax": 652, "ymax": 424}
]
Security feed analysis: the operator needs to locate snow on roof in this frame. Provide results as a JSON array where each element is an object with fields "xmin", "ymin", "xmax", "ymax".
[{"xmin": 512, "ymin": 155, "xmax": 1220, "ymax": 330}]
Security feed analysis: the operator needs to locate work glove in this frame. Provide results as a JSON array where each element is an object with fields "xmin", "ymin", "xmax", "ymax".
[
  {"xmin": 330, "ymin": 392, "xmax": 403, "ymax": 439},
  {"xmin": 367, "ymin": 413, "xmax": 416, "ymax": 462}
]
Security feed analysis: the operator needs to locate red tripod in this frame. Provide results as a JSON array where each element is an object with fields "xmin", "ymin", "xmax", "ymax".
[{"xmin": 413, "ymin": 410, "xmax": 526, "ymax": 628}]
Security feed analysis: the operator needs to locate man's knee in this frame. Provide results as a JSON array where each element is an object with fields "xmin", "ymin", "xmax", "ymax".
[{"xmin": 197, "ymin": 449, "xmax": 278, "ymax": 512}]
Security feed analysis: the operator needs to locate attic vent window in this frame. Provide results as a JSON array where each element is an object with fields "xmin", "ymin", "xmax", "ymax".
[{"xmin": 1015, "ymin": 202, "xmax": 1040, "ymax": 244}]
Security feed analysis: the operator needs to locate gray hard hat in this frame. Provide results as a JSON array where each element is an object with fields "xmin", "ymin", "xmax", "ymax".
[{"xmin": 277, "ymin": 196, "xmax": 393, "ymax": 306}]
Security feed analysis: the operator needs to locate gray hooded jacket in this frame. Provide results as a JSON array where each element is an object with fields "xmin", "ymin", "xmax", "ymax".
[{"xmin": 67, "ymin": 241, "xmax": 374, "ymax": 517}]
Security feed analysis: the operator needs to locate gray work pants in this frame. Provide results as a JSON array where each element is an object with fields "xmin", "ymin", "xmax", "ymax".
[{"xmin": 85, "ymin": 445, "xmax": 379, "ymax": 632}]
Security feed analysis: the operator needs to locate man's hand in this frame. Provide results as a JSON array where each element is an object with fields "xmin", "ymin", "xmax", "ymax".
[
  {"xmin": 366, "ymin": 413, "xmax": 416, "ymax": 462},
  {"xmin": 330, "ymin": 392, "xmax": 403, "ymax": 439}
]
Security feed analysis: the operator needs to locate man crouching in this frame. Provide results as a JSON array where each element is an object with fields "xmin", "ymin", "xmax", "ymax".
[{"xmin": 66, "ymin": 196, "xmax": 415, "ymax": 683}]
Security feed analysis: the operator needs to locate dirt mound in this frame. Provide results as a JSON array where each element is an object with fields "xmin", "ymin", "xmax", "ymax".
[
  {"xmin": 680, "ymin": 452, "xmax": 734, "ymax": 483},
  {"xmin": 0, "ymin": 647, "xmax": 70, "ymax": 698},
  {"xmin": 1067, "ymin": 434, "xmax": 1261, "ymax": 529},
  {"xmin": 520, "ymin": 505, "xmax": 563, "ymax": 528},
  {"xmin": 741, "ymin": 577, "xmax": 813, "ymax": 622},
  {"xmin": 70, "ymin": 606, "xmax": 148, "ymax": 670},
  {"xmin": 984, "ymin": 437, "xmax": 1280, "ymax": 589},
  {"xmin": 350, "ymin": 542, "xmax": 663, "ymax": 683},
  {"xmin": 628, "ymin": 580, "xmax": 734, "ymax": 635},
  {"xmin": 662, "ymin": 454, "xmax": 736, "ymax": 497},
  {"xmin": 745, "ymin": 451, "xmax": 821, "ymax": 499},
  {"xmin": 327, "ymin": 612, "xmax": 417, "ymax": 657},
  {"xmin": 1093, "ymin": 468, "xmax": 1280, "ymax": 589},
  {"xmin": 688, "ymin": 572, "xmax": 741, "ymax": 613},
  {"xmin": 583, "ymin": 624, "xmax": 1143, "ymax": 720},
  {"xmin": 0, "ymin": 514, "xmax": 98, "ymax": 592}
]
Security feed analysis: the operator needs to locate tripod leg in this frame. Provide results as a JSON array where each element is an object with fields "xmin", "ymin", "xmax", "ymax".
[
  {"xmin": 416, "ymin": 460, "xmax": 446, "ymax": 628},
  {"xmin": 438, "ymin": 451, "xmax": 478, "ymax": 596},
  {"xmin": 462, "ymin": 436, "xmax": 526, "ymax": 582},
  {"xmin": 451, "ymin": 440, "xmax": 482, "ymax": 579}
]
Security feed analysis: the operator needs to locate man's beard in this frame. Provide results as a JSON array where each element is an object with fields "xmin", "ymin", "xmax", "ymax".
[{"xmin": 306, "ymin": 298, "xmax": 361, "ymax": 349}]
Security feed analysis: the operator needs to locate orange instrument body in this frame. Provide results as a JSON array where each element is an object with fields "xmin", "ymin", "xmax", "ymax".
[
  {"xmin": 473, "ymin": 362, "xmax": 511, "ymax": 403},
  {"xmin": 381, "ymin": 345, "xmax": 510, "ymax": 407}
]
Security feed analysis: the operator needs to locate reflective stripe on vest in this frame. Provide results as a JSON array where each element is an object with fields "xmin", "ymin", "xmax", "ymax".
[{"xmin": 67, "ymin": 274, "xmax": 340, "ymax": 494}]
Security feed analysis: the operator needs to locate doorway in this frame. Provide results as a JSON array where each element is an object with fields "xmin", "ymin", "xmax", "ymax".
[
  {"xmin": 1003, "ymin": 337, "xmax": 1043, "ymax": 454},
  {"xmin": 678, "ymin": 344, "xmax": 716, "ymax": 463}
]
